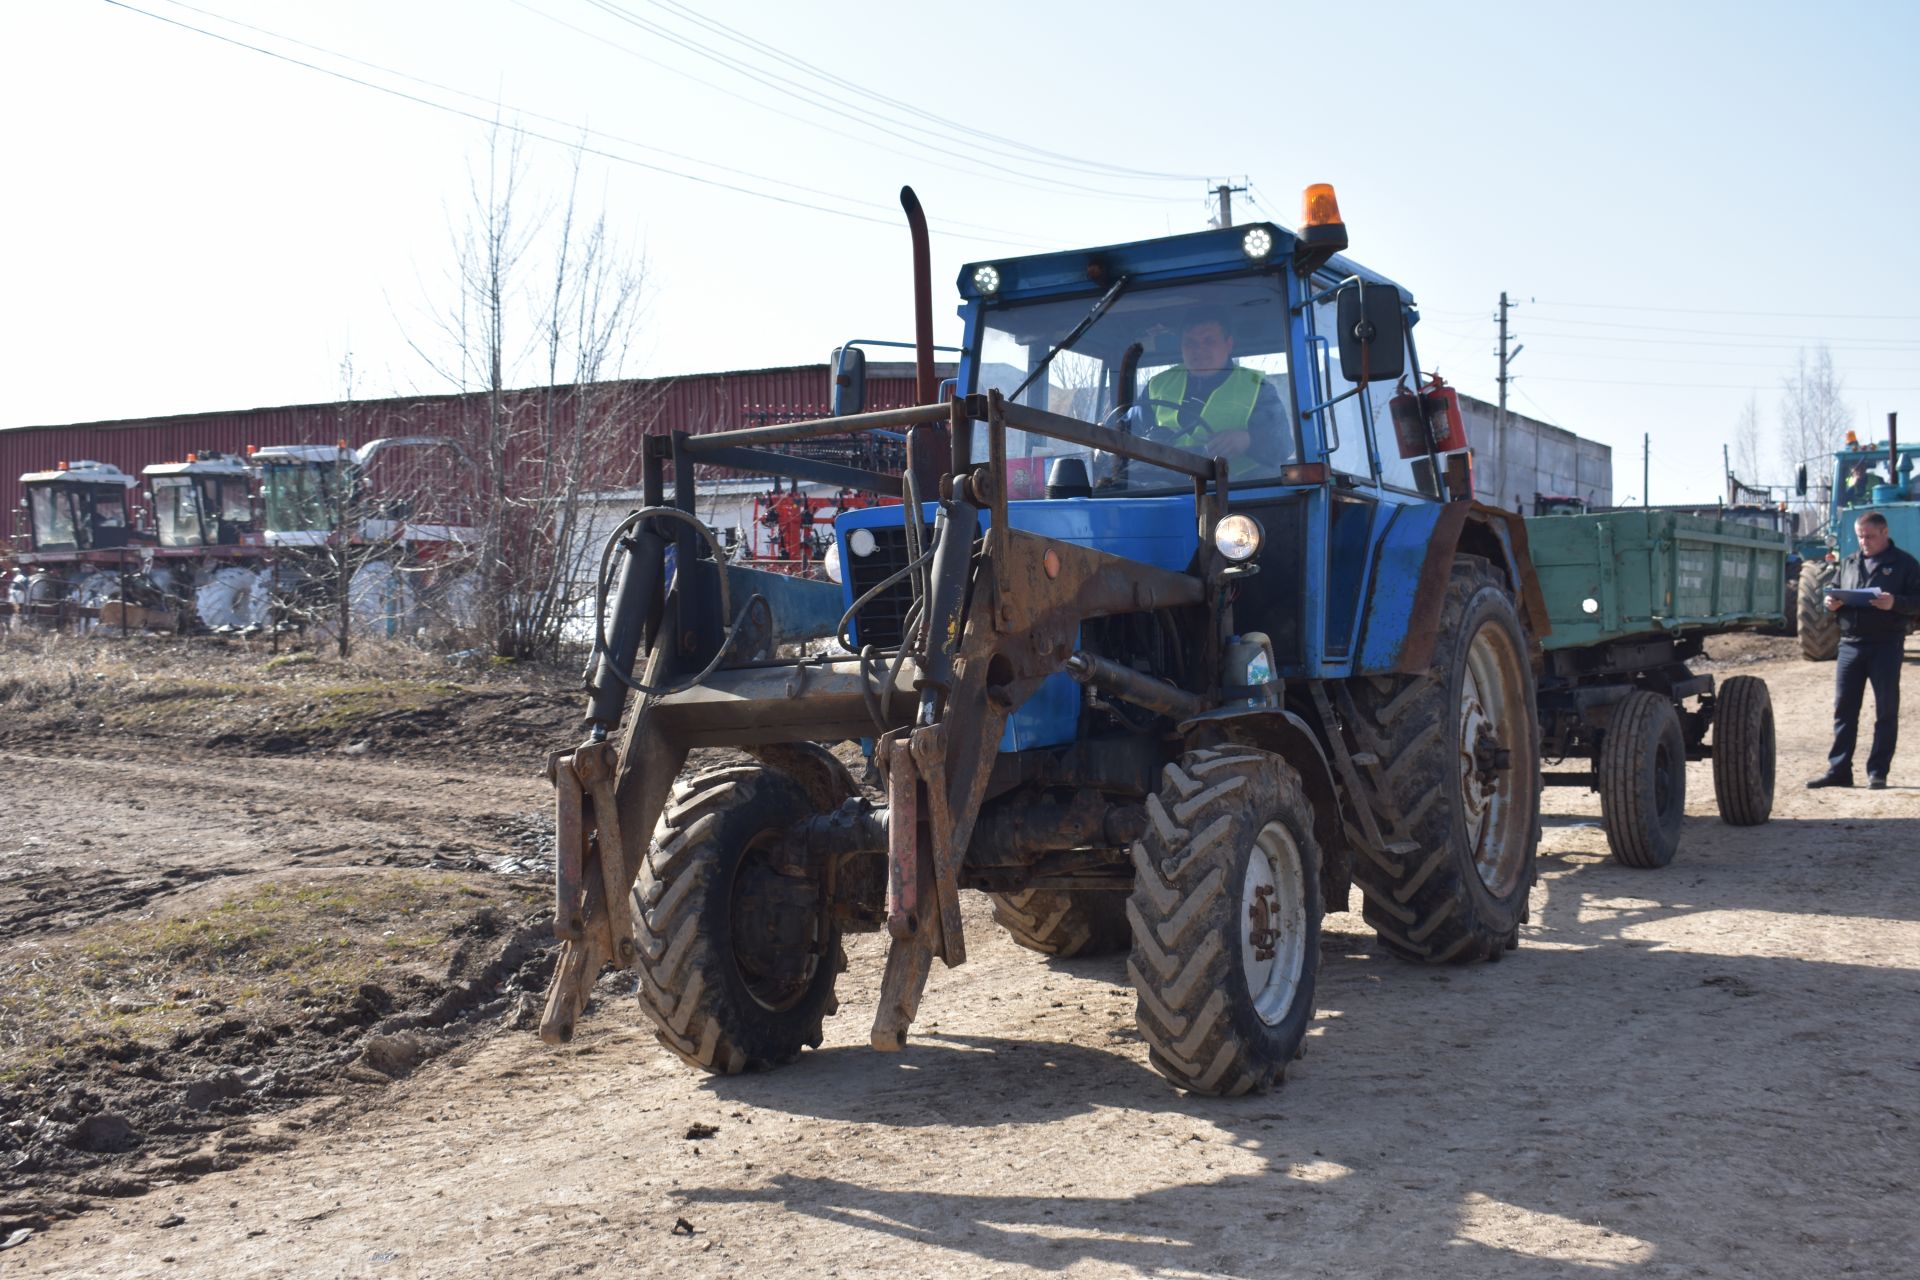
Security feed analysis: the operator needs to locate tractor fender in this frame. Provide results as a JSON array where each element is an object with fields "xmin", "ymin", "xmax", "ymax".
[
  {"xmin": 1177, "ymin": 705, "xmax": 1352, "ymax": 913},
  {"xmin": 742, "ymin": 741, "xmax": 858, "ymax": 812},
  {"xmin": 1356, "ymin": 500, "xmax": 1550, "ymax": 676}
]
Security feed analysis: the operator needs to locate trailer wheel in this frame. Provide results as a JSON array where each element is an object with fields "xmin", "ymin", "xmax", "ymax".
[
  {"xmin": 632, "ymin": 764, "xmax": 842, "ymax": 1074},
  {"xmin": 1599, "ymin": 691, "xmax": 1687, "ymax": 868},
  {"xmin": 1128, "ymin": 747, "xmax": 1322, "ymax": 1096},
  {"xmin": 989, "ymin": 889, "xmax": 1131, "ymax": 957},
  {"xmin": 1797, "ymin": 560, "xmax": 1840, "ymax": 661},
  {"xmin": 1711, "ymin": 675, "xmax": 1775, "ymax": 827},
  {"xmin": 1345, "ymin": 556, "xmax": 1540, "ymax": 963}
]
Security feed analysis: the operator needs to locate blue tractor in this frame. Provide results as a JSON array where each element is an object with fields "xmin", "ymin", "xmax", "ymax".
[
  {"xmin": 542, "ymin": 186, "xmax": 1547, "ymax": 1095},
  {"xmin": 1796, "ymin": 415, "xmax": 1920, "ymax": 660}
]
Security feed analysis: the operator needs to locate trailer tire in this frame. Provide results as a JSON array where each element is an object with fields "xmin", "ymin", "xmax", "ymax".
[
  {"xmin": 1599, "ymin": 691, "xmax": 1687, "ymax": 868},
  {"xmin": 1345, "ymin": 556, "xmax": 1540, "ymax": 963},
  {"xmin": 1798, "ymin": 560, "xmax": 1840, "ymax": 661},
  {"xmin": 1128, "ymin": 747, "xmax": 1322, "ymax": 1096},
  {"xmin": 989, "ymin": 889, "xmax": 1131, "ymax": 957},
  {"xmin": 632, "ymin": 764, "xmax": 841, "ymax": 1074},
  {"xmin": 1711, "ymin": 675, "xmax": 1775, "ymax": 827}
]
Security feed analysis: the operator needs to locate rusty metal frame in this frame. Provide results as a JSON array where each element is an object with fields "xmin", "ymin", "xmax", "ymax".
[{"xmin": 542, "ymin": 390, "xmax": 1235, "ymax": 1051}]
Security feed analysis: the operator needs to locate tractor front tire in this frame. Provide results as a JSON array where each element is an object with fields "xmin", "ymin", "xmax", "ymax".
[
  {"xmin": 990, "ymin": 889, "xmax": 1131, "ymax": 958},
  {"xmin": 633, "ymin": 764, "xmax": 842, "ymax": 1074},
  {"xmin": 1711, "ymin": 675, "xmax": 1775, "ymax": 827},
  {"xmin": 1798, "ymin": 560, "xmax": 1840, "ymax": 661},
  {"xmin": 1598, "ymin": 691, "xmax": 1687, "ymax": 869},
  {"xmin": 1345, "ymin": 556, "xmax": 1540, "ymax": 963},
  {"xmin": 1129, "ymin": 747, "xmax": 1322, "ymax": 1097}
]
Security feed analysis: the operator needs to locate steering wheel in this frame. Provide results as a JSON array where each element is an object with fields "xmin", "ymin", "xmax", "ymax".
[{"xmin": 1100, "ymin": 398, "xmax": 1215, "ymax": 445}]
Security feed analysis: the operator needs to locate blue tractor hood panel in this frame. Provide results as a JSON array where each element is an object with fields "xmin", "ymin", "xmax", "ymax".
[
  {"xmin": 837, "ymin": 494, "xmax": 1205, "ymax": 751},
  {"xmin": 1355, "ymin": 502, "xmax": 1448, "ymax": 674}
]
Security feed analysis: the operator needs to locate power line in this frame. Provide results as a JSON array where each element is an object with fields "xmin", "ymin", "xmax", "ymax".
[
  {"xmin": 643, "ymin": 0, "xmax": 1206, "ymax": 184},
  {"xmin": 572, "ymin": 0, "xmax": 1196, "ymax": 203},
  {"xmin": 1486, "ymin": 346, "xmax": 1920, "ymax": 372},
  {"xmin": 1525, "ymin": 375, "xmax": 1920, "ymax": 391},
  {"xmin": 1530, "ymin": 300, "xmax": 1920, "ymax": 322},
  {"xmin": 507, "ymin": 0, "xmax": 1181, "ymax": 208},
  {"xmin": 143, "ymin": 0, "xmax": 1045, "ymax": 245},
  {"xmin": 101, "ymin": 0, "xmax": 1051, "ymax": 248},
  {"xmin": 1514, "ymin": 328, "xmax": 1920, "ymax": 353},
  {"xmin": 1503, "ymin": 313, "xmax": 1920, "ymax": 343}
]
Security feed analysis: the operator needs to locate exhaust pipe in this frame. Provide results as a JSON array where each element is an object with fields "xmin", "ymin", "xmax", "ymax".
[{"xmin": 900, "ymin": 187, "xmax": 951, "ymax": 498}]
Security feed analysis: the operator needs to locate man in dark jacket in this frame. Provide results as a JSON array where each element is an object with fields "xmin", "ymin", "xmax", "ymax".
[{"xmin": 1808, "ymin": 511, "xmax": 1920, "ymax": 789}]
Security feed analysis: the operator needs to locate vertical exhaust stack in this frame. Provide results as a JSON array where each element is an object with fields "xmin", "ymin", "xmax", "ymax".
[{"xmin": 899, "ymin": 187, "xmax": 951, "ymax": 498}]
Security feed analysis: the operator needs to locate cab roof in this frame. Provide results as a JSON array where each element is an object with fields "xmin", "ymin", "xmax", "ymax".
[{"xmin": 957, "ymin": 222, "xmax": 1413, "ymax": 305}]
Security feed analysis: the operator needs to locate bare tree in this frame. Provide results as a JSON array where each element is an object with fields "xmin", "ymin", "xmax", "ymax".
[
  {"xmin": 1731, "ymin": 393, "xmax": 1765, "ymax": 499},
  {"xmin": 1778, "ymin": 346, "xmax": 1850, "ymax": 519},
  {"xmin": 410, "ymin": 122, "xmax": 653, "ymax": 660}
]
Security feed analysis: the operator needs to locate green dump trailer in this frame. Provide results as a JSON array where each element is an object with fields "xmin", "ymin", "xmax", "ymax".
[{"xmin": 1526, "ymin": 510, "xmax": 1788, "ymax": 869}]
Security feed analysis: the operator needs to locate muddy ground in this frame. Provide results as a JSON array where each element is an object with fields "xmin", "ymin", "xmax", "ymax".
[{"xmin": 1, "ymin": 629, "xmax": 1916, "ymax": 1278}]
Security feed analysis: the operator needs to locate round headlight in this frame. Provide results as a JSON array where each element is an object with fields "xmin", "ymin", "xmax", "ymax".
[
  {"xmin": 1214, "ymin": 513, "xmax": 1263, "ymax": 562},
  {"xmin": 847, "ymin": 527, "xmax": 877, "ymax": 558},
  {"xmin": 1241, "ymin": 226, "xmax": 1274, "ymax": 261},
  {"xmin": 823, "ymin": 540, "xmax": 843, "ymax": 584},
  {"xmin": 972, "ymin": 264, "xmax": 1001, "ymax": 295}
]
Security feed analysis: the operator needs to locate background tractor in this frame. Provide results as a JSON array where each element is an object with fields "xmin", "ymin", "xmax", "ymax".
[{"xmin": 1796, "ymin": 414, "xmax": 1919, "ymax": 660}]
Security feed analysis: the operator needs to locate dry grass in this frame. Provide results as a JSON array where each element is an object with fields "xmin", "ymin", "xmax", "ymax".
[{"xmin": 0, "ymin": 872, "xmax": 513, "ymax": 1082}]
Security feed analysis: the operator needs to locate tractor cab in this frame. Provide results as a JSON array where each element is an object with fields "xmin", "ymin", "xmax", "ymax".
[
  {"xmin": 17, "ymin": 461, "xmax": 142, "ymax": 554},
  {"xmin": 254, "ymin": 444, "xmax": 354, "ymax": 547},
  {"xmin": 838, "ymin": 190, "xmax": 1483, "ymax": 689},
  {"xmin": 253, "ymin": 438, "xmax": 475, "ymax": 550},
  {"xmin": 1829, "ymin": 433, "xmax": 1919, "ymax": 557},
  {"xmin": 143, "ymin": 452, "xmax": 258, "ymax": 549}
]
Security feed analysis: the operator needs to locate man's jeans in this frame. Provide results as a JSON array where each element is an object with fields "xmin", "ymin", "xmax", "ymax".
[{"xmin": 1830, "ymin": 637, "xmax": 1905, "ymax": 779}]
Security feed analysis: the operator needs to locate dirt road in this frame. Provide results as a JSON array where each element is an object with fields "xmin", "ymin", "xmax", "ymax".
[{"xmin": 7, "ymin": 640, "xmax": 1919, "ymax": 1278}]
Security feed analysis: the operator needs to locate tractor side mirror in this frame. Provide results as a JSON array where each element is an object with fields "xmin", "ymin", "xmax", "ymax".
[
  {"xmin": 1795, "ymin": 464, "xmax": 1808, "ymax": 496},
  {"xmin": 830, "ymin": 346, "xmax": 867, "ymax": 416},
  {"xmin": 1335, "ymin": 284, "xmax": 1406, "ymax": 384}
]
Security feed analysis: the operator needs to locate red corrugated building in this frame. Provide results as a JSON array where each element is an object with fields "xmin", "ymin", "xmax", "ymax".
[{"xmin": 1, "ymin": 363, "xmax": 936, "ymax": 536}]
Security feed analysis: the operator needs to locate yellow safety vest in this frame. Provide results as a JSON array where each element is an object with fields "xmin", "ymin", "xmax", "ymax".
[{"xmin": 1145, "ymin": 365, "xmax": 1265, "ymax": 447}]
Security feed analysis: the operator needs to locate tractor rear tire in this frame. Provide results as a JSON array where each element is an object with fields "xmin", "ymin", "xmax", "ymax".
[
  {"xmin": 1128, "ymin": 747, "xmax": 1322, "ymax": 1096},
  {"xmin": 989, "ymin": 889, "xmax": 1131, "ymax": 958},
  {"xmin": 1711, "ymin": 675, "xmax": 1775, "ymax": 827},
  {"xmin": 1345, "ymin": 556, "xmax": 1540, "ymax": 963},
  {"xmin": 632, "ymin": 764, "xmax": 842, "ymax": 1074},
  {"xmin": 1599, "ymin": 691, "xmax": 1687, "ymax": 869},
  {"xmin": 1798, "ymin": 560, "xmax": 1840, "ymax": 661}
]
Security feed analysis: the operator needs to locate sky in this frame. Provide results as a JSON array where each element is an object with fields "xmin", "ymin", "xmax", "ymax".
[{"xmin": 3, "ymin": 0, "xmax": 1917, "ymax": 504}]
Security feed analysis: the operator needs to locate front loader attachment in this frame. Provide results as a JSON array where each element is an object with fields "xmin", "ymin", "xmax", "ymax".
[{"xmin": 541, "ymin": 392, "xmax": 1219, "ymax": 1053}]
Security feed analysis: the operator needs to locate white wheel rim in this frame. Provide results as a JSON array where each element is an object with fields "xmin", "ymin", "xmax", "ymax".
[
  {"xmin": 1459, "ymin": 618, "xmax": 1530, "ymax": 896},
  {"xmin": 1241, "ymin": 820, "xmax": 1308, "ymax": 1025}
]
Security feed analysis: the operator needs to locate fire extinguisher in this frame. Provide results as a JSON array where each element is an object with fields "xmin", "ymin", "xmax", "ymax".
[{"xmin": 1420, "ymin": 373, "xmax": 1469, "ymax": 453}]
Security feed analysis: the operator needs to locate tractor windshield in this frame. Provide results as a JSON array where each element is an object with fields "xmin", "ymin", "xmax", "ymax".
[
  {"xmin": 154, "ymin": 478, "xmax": 204, "ymax": 546},
  {"xmin": 27, "ymin": 485, "xmax": 79, "ymax": 550},
  {"xmin": 263, "ymin": 462, "xmax": 342, "ymax": 534},
  {"xmin": 1833, "ymin": 447, "xmax": 1919, "ymax": 510},
  {"xmin": 972, "ymin": 276, "xmax": 1295, "ymax": 493}
]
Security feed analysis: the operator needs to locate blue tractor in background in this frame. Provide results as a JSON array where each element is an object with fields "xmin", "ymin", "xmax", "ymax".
[
  {"xmin": 1796, "ymin": 415, "xmax": 1919, "ymax": 660},
  {"xmin": 541, "ymin": 186, "xmax": 1548, "ymax": 1096}
]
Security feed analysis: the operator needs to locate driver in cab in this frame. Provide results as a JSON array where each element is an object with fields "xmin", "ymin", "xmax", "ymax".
[{"xmin": 1144, "ymin": 311, "xmax": 1287, "ymax": 468}]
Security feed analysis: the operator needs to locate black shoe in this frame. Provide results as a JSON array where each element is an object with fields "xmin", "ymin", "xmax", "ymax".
[
  {"xmin": 1869, "ymin": 775, "xmax": 1888, "ymax": 790},
  {"xmin": 1806, "ymin": 773, "xmax": 1854, "ymax": 789}
]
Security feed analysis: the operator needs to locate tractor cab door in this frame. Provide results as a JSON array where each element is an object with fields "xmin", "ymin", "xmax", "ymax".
[{"xmin": 1302, "ymin": 279, "xmax": 1435, "ymax": 665}]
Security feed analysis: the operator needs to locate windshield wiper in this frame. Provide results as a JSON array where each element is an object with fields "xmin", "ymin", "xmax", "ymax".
[{"xmin": 1008, "ymin": 274, "xmax": 1131, "ymax": 403}]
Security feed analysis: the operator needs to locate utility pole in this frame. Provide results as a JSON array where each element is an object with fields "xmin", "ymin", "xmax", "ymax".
[
  {"xmin": 1211, "ymin": 181, "xmax": 1247, "ymax": 228},
  {"xmin": 1644, "ymin": 433, "xmax": 1651, "ymax": 509},
  {"xmin": 1495, "ymin": 292, "xmax": 1524, "ymax": 505}
]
